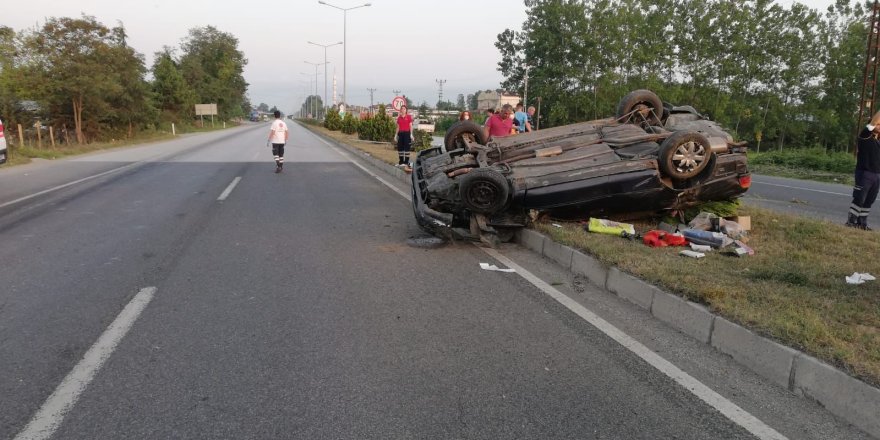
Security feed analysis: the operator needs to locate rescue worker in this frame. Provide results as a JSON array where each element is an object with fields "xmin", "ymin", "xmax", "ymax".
[{"xmin": 847, "ymin": 110, "xmax": 880, "ymax": 230}]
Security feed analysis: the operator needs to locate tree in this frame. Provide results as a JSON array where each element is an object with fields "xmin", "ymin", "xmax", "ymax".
[
  {"xmin": 106, "ymin": 24, "xmax": 156, "ymax": 137},
  {"xmin": 456, "ymin": 94, "xmax": 466, "ymax": 110},
  {"xmin": 152, "ymin": 47, "xmax": 195, "ymax": 123},
  {"xmin": 179, "ymin": 26, "xmax": 248, "ymax": 120},
  {"xmin": 0, "ymin": 26, "xmax": 24, "ymax": 131},
  {"xmin": 300, "ymin": 95, "xmax": 323, "ymax": 118},
  {"xmin": 19, "ymin": 15, "xmax": 152, "ymax": 143}
]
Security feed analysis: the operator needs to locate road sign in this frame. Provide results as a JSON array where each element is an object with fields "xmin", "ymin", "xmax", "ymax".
[
  {"xmin": 195, "ymin": 104, "xmax": 218, "ymax": 116},
  {"xmin": 391, "ymin": 96, "xmax": 406, "ymax": 111}
]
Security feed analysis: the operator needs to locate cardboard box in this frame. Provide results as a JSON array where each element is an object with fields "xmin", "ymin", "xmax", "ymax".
[{"xmin": 726, "ymin": 215, "xmax": 751, "ymax": 231}]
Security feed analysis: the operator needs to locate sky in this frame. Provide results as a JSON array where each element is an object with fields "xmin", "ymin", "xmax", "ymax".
[{"xmin": 6, "ymin": 0, "xmax": 837, "ymax": 114}]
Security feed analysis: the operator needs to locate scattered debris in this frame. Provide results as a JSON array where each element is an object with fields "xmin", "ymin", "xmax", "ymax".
[
  {"xmin": 642, "ymin": 230, "xmax": 687, "ymax": 247},
  {"xmin": 689, "ymin": 243, "xmax": 713, "ymax": 252},
  {"xmin": 406, "ymin": 236, "xmax": 447, "ymax": 249},
  {"xmin": 480, "ymin": 263, "xmax": 516, "ymax": 273},
  {"xmin": 586, "ymin": 218, "xmax": 636, "ymax": 237},
  {"xmin": 733, "ymin": 240, "xmax": 754, "ymax": 256},
  {"xmin": 682, "ymin": 229, "xmax": 728, "ymax": 248},
  {"xmin": 552, "ymin": 223, "xmax": 563, "ymax": 228},
  {"xmin": 845, "ymin": 272, "xmax": 876, "ymax": 285},
  {"xmin": 679, "ymin": 250, "xmax": 706, "ymax": 259}
]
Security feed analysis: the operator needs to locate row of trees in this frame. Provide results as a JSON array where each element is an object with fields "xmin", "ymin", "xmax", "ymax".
[
  {"xmin": 0, "ymin": 16, "xmax": 249, "ymax": 144},
  {"xmin": 497, "ymin": 0, "xmax": 870, "ymax": 152}
]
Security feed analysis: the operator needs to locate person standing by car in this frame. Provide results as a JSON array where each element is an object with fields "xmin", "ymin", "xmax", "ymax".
[
  {"xmin": 514, "ymin": 103, "xmax": 531, "ymax": 133},
  {"xmin": 484, "ymin": 104, "xmax": 514, "ymax": 141},
  {"xmin": 396, "ymin": 105, "xmax": 414, "ymax": 168},
  {"xmin": 847, "ymin": 110, "xmax": 880, "ymax": 230},
  {"xmin": 268, "ymin": 110, "xmax": 288, "ymax": 173},
  {"xmin": 484, "ymin": 108, "xmax": 495, "ymax": 127},
  {"xmin": 527, "ymin": 106, "xmax": 537, "ymax": 131}
]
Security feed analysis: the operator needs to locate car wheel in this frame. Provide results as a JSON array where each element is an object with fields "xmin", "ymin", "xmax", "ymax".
[
  {"xmin": 616, "ymin": 89, "xmax": 663, "ymax": 126},
  {"xmin": 458, "ymin": 168, "xmax": 510, "ymax": 215},
  {"xmin": 444, "ymin": 121, "xmax": 486, "ymax": 151},
  {"xmin": 658, "ymin": 131, "xmax": 713, "ymax": 180}
]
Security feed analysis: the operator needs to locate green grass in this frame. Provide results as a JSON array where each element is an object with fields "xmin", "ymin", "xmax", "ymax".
[
  {"xmin": 4, "ymin": 122, "xmax": 238, "ymax": 165},
  {"xmin": 534, "ymin": 206, "xmax": 880, "ymax": 387},
  {"xmin": 749, "ymin": 148, "xmax": 855, "ymax": 185}
]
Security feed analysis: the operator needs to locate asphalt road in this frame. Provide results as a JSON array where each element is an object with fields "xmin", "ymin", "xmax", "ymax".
[
  {"xmin": 744, "ymin": 174, "xmax": 853, "ymax": 223},
  {"xmin": 0, "ymin": 123, "xmax": 871, "ymax": 439}
]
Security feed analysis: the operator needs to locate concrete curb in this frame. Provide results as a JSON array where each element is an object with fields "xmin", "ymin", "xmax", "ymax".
[
  {"xmin": 521, "ymin": 229, "xmax": 880, "ymax": 439},
  {"xmin": 651, "ymin": 291, "xmax": 714, "ymax": 344},
  {"xmin": 710, "ymin": 317, "xmax": 798, "ymax": 389},
  {"xmin": 302, "ymin": 124, "xmax": 880, "ymax": 438},
  {"xmin": 793, "ymin": 355, "xmax": 880, "ymax": 437}
]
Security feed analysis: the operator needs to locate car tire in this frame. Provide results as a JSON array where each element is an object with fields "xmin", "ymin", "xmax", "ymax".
[
  {"xmin": 658, "ymin": 131, "xmax": 713, "ymax": 180},
  {"xmin": 616, "ymin": 89, "xmax": 663, "ymax": 126},
  {"xmin": 444, "ymin": 121, "xmax": 486, "ymax": 151},
  {"xmin": 458, "ymin": 168, "xmax": 510, "ymax": 215}
]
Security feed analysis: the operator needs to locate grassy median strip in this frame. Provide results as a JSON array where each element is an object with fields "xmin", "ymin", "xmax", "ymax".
[
  {"xmin": 304, "ymin": 123, "xmax": 400, "ymax": 164},
  {"xmin": 304, "ymin": 122, "xmax": 880, "ymax": 387},
  {"xmin": 534, "ymin": 207, "xmax": 880, "ymax": 387},
  {"xmin": 5, "ymin": 123, "xmax": 237, "ymax": 166}
]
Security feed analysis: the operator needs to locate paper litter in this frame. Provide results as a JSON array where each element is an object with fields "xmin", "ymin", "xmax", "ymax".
[
  {"xmin": 845, "ymin": 272, "xmax": 876, "ymax": 285},
  {"xmin": 480, "ymin": 263, "xmax": 516, "ymax": 273}
]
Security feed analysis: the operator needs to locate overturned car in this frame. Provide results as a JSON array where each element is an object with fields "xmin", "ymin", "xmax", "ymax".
[{"xmin": 411, "ymin": 90, "xmax": 751, "ymax": 242}]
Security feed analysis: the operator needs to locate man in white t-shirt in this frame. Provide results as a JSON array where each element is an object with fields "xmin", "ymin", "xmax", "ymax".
[{"xmin": 268, "ymin": 110, "xmax": 289, "ymax": 173}]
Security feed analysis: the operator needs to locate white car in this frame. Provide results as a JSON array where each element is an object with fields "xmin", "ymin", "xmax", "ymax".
[
  {"xmin": 415, "ymin": 119, "xmax": 435, "ymax": 133},
  {"xmin": 0, "ymin": 118, "xmax": 7, "ymax": 164}
]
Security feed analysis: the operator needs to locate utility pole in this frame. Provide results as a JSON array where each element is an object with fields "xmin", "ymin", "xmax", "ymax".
[
  {"xmin": 435, "ymin": 79, "xmax": 446, "ymax": 110},
  {"xmin": 367, "ymin": 87, "xmax": 377, "ymax": 115},
  {"xmin": 855, "ymin": 0, "xmax": 880, "ymax": 154},
  {"xmin": 523, "ymin": 66, "xmax": 529, "ymax": 108}
]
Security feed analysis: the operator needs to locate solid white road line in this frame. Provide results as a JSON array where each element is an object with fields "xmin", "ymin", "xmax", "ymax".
[
  {"xmin": 477, "ymin": 247, "xmax": 788, "ymax": 440},
  {"xmin": 0, "ymin": 163, "xmax": 139, "ymax": 209},
  {"xmin": 752, "ymin": 180, "xmax": 849, "ymax": 196},
  {"xmin": 217, "ymin": 176, "xmax": 242, "ymax": 201},
  {"xmin": 309, "ymin": 123, "xmax": 788, "ymax": 439},
  {"xmin": 15, "ymin": 287, "xmax": 157, "ymax": 440}
]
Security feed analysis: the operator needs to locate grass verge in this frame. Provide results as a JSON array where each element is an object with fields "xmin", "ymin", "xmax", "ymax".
[
  {"xmin": 749, "ymin": 163, "xmax": 853, "ymax": 186},
  {"xmin": 301, "ymin": 123, "xmax": 399, "ymax": 164},
  {"xmin": 3, "ymin": 122, "xmax": 238, "ymax": 166},
  {"xmin": 305, "ymin": 121, "xmax": 880, "ymax": 387},
  {"xmin": 535, "ymin": 206, "xmax": 880, "ymax": 387}
]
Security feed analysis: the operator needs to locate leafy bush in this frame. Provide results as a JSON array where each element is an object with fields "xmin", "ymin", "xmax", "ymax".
[
  {"xmin": 749, "ymin": 148, "xmax": 855, "ymax": 174},
  {"xmin": 324, "ymin": 110, "xmax": 342, "ymax": 131},
  {"xmin": 341, "ymin": 113, "xmax": 357, "ymax": 134},
  {"xmin": 412, "ymin": 129, "xmax": 433, "ymax": 152},
  {"xmin": 435, "ymin": 116, "xmax": 459, "ymax": 134},
  {"xmin": 357, "ymin": 105, "xmax": 396, "ymax": 142}
]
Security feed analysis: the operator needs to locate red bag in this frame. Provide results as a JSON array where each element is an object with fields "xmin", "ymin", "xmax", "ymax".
[{"xmin": 643, "ymin": 230, "xmax": 688, "ymax": 247}]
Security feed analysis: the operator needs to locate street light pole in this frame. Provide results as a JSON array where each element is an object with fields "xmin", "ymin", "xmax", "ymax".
[
  {"xmin": 301, "ymin": 72, "xmax": 320, "ymax": 118},
  {"xmin": 308, "ymin": 40, "xmax": 342, "ymax": 118},
  {"xmin": 318, "ymin": 1, "xmax": 371, "ymax": 107},
  {"xmin": 305, "ymin": 61, "xmax": 327, "ymax": 119}
]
